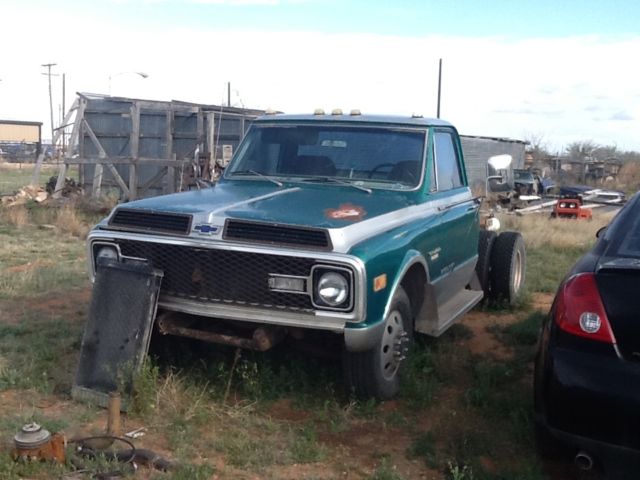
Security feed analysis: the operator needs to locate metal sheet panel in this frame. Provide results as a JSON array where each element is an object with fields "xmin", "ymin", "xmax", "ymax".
[{"xmin": 73, "ymin": 258, "xmax": 162, "ymax": 405}]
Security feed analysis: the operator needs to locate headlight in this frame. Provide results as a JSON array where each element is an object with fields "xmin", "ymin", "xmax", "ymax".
[
  {"xmin": 316, "ymin": 272, "xmax": 349, "ymax": 307},
  {"xmin": 97, "ymin": 245, "xmax": 119, "ymax": 261}
]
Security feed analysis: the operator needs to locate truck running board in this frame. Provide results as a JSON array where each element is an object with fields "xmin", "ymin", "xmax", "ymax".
[{"xmin": 421, "ymin": 289, "xmax": 484, "ymax": 337}]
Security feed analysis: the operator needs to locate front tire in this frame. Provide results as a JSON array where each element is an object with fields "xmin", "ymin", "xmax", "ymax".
[{"xmin": 343, "ymin": 286, "xmax": 413, "ymax": 399}]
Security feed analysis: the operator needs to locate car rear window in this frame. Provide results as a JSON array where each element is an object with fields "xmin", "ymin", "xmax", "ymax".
[{"xmin": 604, "ymin": 200, "xmax": 640, "ymax": 259}]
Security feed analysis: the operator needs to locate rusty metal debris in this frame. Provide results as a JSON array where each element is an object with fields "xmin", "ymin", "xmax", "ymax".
[
  {"xmin": 156, "ymin": 312, "xmax": 285, "ymax": 351},
  {"xmin": 12, "ymin": 422, "xmax": 66, "ymax": 463},
  {"xmin": 107, "ymin": 392, "xmax": 122, "ymax": 438},
  {"xmin": 45, "ymin": 175, "xmax": 82, "ymax": 197}
]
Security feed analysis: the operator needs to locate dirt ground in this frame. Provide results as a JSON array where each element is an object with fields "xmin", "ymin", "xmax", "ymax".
[{"xmin": 0, "ymin": 291, "xmax": 595, "ymax": 480}]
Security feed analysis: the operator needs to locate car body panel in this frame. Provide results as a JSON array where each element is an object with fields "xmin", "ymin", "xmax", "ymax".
[{"xmin": 535, "ymin": 192, "xmax": 640, "ymax": 469}]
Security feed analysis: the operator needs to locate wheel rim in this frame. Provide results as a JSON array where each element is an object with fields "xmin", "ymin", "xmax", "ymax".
[
  {"xmin": 380, "ymin": 309, "xmax": 407, "ymax": 381},
  {"xmin": 512, "ymin": 249, "xmax": 523, "ymax": 294}
]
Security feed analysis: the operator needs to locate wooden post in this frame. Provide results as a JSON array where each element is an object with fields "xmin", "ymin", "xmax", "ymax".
[
  {"xmin": 33, "ymin": 98, "xmax": 78, "ymax": 188},
  {"xmin": 165, "ymin": 108, "xmax": 175, "ymax": 193},
  {"xmin": 83, "ymin": 119, "xmax": 108, "ymax": 198},
  {"xmin": 206, "ymin": 111, "xmax": 215, "ymax": 180},
  {"xmin": 129, "ymin": 102, "xmax": 140, "ymax": 200},
  {"xmin": 196, "ymin": 109, "xmax": 204, "ymax": 180},
  {"xmin": 52, "ymin": 99, "xmax": 84, "ymax": 198}
]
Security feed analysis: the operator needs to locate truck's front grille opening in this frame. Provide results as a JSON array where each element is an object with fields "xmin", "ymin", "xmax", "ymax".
[
  {"xmin": 224, "ymin": 220, "xmax": 331, "ymax": 249},
  {"xmin": 109, "ymin": 209, "xmax": 192, "ymax": 235},
  {"xmin": 111, "ymin": 240, "xmax": 327, "ymax": 312}
]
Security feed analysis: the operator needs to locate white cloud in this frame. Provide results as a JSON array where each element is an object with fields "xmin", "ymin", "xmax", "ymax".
[{"xmin": 0, "ymin": 10, "xmax": 638, "ymax": 151}]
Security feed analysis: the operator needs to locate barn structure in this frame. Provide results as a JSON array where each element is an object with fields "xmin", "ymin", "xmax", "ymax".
[
  {"xmin": 460, "ymin": 134, "xmax": 526, "ymax": 194},
  {"xmin": 32, "ymin": 93, "xmax": 264, "ymax": 199}
]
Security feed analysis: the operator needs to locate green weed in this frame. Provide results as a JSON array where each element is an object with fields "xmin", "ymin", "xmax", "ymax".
[
  {"xmin": 407, "ymin": 431, "xmax": 437, "ymax": 468},
  {"xmin": 448, "ymin": 461, "xmax": 476, "ymax": 480},
  {"xmin": 289, "ymin": 424, "xmax": 326, "ymax": 463},
  {"xmin": 369, "ymin": 457, "xmax": 407, "ymax": 480},
  {"xmin": 0, "ymin": 316, "xmax": 82, "ymax": 393},
  {"xmin": 153, "ymin": 463, "xmax": 216, "ymax": 480},
  {"xmin": 526, "ymin": 245, "xmax": 584, "ymax": 293},
  {"xmin": 489, "ymin": 311, "xmax": 545, "ymax": 349}
]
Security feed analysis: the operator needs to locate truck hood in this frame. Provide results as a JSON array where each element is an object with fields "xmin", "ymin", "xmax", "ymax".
[{"xmin": 111, "ymin": 180, "xmax": 416, "ymax": 229}]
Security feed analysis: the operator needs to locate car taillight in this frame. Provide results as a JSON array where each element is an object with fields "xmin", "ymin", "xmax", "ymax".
[{"xmin": 555, "ymin": 273, "xmax": 616, "ymax": 344}]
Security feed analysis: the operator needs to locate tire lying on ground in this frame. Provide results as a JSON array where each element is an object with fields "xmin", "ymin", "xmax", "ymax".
[{"xmin": 489, "ymin": 231, "xmax": 526, "ymax": 305}]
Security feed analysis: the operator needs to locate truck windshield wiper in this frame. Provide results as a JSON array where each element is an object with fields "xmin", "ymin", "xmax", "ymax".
[
  {"xmin": 301, "ymin": 176, "xmax": 372, "ymax": 194},
  {"xmin": 231, "ymin": 170, "xmax": 283, "ymax": 187}
]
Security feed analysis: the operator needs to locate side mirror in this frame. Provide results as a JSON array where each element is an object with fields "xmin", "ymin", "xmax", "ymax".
[{"xmin": 488, "ymin": 154, "xmax": 513, "ymax": 171}]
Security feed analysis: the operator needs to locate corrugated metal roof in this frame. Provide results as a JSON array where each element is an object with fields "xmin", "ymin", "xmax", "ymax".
[
  {"xmin": 0, "ymin": 120, "xmax": 43, "ymax": 127},
  {"xmin": 461, "ymin": 134, "xmax": 527, "ymax": 145}
]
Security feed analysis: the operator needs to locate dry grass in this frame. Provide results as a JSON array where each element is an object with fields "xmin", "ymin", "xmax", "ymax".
[
  {"xmin": 617, "ymin": 162, "xmax": 640, "ymax": 193},
  {"xmin": 55, "ymin": 205, "xmax": 91, "ymax": 238},
  {"xmin": 0, "ymin": 204, "xmax": 90, "ymax": 238},
  {"xmin": 500, "ymin": 209, "xmax": 616, "ymax": 249},
  {"xmin": 0, "ymin": 205, "xmax": 29, "ymax": 228}
]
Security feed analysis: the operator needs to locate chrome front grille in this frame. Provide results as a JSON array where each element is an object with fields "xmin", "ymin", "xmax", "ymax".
[{"xmin": 108, "ymin": 240, "xmax": 338, "ymax": 312}]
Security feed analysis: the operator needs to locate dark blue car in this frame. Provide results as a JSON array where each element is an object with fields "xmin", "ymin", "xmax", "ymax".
[{"xmin": 534, "ymin": 192, "xmax": 640, "ymax": 478}]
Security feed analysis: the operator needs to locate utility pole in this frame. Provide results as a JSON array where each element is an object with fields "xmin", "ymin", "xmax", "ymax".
[
  {"xmin": 41, "ymin": 63, "xmax": 58, "ymax": 144},
  {"xmin": 436, "ymin": 58, "xmax": 442, "ymax": 119},
  {"xmin": 227, "ymin": 82, "xmax": 231, "ymax": 107},
  {"xmin": 62, "ymin": 73, "xmax": 66, "ymax": 156}
]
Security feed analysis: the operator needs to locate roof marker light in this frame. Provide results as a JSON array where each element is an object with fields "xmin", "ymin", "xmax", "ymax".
[
  {"xmin": 313, "ymin": 108, "xmax": 325, "ymax": 115},
  {"xmin": 350, "ymin": 109, "xmax": 361, "ymax": 116},
  {"xmin": 411, "ymin": 113, "xmax": 424, "ymax": 118},
  {"xmin": 265, "ymin": 108, "xmax": 277, "ymax": 115},
  {"xmin": 331, "ymin": 108, "xmax": 343, "ymax": 115}
]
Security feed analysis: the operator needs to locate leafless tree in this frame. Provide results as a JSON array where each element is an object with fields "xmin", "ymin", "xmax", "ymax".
[
  {"xmin": 565, "ymin": 140, "xmax": 598, "ymax": 161},
  {"xmin": 524, "ymin": 133, "xmax": 551, "ymax": 163}
]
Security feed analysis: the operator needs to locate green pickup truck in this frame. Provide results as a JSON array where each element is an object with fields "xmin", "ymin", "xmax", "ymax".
[{"xmin": 87, "ymin": 112, "xmax": 525, "ymax": 399}]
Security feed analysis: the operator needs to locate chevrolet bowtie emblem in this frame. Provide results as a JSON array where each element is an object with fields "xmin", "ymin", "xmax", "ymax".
[{"xmin": 193, "ymin": 224, "xmax": 220, "ymax": 235}]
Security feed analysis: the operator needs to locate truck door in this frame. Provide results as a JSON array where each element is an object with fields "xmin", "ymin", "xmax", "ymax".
[{"xmin": 428, "ymin": 128, "xmax": 479, "ymax": 304}]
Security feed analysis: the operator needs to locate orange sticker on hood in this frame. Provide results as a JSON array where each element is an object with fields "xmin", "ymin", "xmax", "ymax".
[{"xmin": 324, "ymin": 203, "xmax": 367, "ymax": 221}]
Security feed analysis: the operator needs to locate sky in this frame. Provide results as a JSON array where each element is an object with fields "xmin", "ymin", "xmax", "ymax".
[{"xmin": 0, "ymin": 0, "xmax": 639, "ymax": 152}]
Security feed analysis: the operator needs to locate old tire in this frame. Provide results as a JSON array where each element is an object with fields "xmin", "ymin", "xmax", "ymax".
[
  {"xmin": 489, "ymin": 231, "xmax": 525, "ymax": 305},
  {"xmin": 476, "ymin": 230, "xmax": 497, "ymax": 297},
  {"xmin": 343, "ymin": 286, "xmax": 413, "ymax": 400}
]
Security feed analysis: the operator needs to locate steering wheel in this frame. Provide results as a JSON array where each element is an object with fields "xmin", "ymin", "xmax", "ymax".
[{"xmin": 368, "ymin": 163, "xmax": 395, "ymax": 178}]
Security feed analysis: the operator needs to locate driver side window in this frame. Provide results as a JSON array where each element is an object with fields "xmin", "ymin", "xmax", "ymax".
[{"xmin": 434, "ymin": 130, "xmax": 463, "ymax": 191}]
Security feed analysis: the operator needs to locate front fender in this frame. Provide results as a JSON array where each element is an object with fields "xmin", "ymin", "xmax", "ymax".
[{"xmin": 344, "ymin": 249, "xmax": 428, "ymax": 352}]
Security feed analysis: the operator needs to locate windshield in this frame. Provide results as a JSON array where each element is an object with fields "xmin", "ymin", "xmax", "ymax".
[
  {"xmin": 226, "ymin": 124, "xmax": 426, "ymax": 189},
  {"xmin": 514, "ymin": 170, "xmax": 534, "ymax": 182}
]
